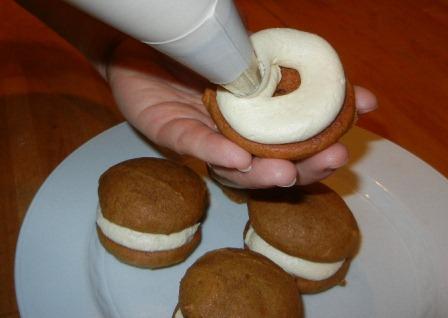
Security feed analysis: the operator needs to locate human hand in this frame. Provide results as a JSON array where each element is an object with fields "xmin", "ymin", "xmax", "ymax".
[
  {"xmin": 107, "ymin": 38, "xmax": 377, "ymax": 189},
  {"xmin": 209, "ymin": 85, "xmax": 377, "ymax": 188}
]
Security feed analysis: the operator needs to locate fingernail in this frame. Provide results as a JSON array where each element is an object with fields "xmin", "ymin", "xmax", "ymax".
[
  {"xmin": 279, "ymin": 178, "xmax": 297, "ymax": 188},
  {"xmin": 238, "ymin": 165, "xmax": 252, "ymax": 173}
]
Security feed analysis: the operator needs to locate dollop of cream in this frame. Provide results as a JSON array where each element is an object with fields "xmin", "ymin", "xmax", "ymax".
[
  {"xmin": 96, "ymin": 207, "xmax": 199, "ymax": 252},
  {"xmin": 217, "ymin": 28, "xmax": 346, "ymax": 144},
  {"xmin": 245, "ymin": 226, "xmax": 344, "ymax": 281},
  {"xmin": 174, "ymin": 308, "xmax": 184, "ymax": 318}
]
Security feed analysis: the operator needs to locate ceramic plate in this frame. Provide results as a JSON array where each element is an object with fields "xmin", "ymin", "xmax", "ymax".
[{"xmin": 15, "ymin": 123, "xmax": 448, "ymax": 317}]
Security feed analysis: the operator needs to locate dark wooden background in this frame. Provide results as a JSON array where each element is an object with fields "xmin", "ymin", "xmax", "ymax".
[{"xmin": 1, "ymin": 1, "xmax": 447, "ymax": 316}]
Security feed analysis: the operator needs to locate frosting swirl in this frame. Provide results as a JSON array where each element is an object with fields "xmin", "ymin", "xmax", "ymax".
[{"xmin": 217, "ymin": 28, "xmax": 346, "ymax": 144}]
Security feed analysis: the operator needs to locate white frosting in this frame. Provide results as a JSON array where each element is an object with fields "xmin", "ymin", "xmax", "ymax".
[
  {"xmin": 96, "ymin": 207, "xmax": 199, "ymax": 252},
  {"xmin": 244, "ymin": 226, "xmax": 344, "ymax": 281},
  {"xmin": 174, "ymin": 309, "xmax": 184, "ymax": 318},
  {"xmin": 217, "ymin": 28, "xmax": 346, "ymax": 144}
]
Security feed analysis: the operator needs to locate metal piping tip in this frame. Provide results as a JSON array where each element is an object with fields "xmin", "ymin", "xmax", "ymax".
[{"xmin": 221, "ymin": 53, "xmax": 261, "ymax": 97}]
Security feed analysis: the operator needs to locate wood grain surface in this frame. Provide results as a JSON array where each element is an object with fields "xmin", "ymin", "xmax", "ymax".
[{"xmin": 1, "ymin": 0, "xmax": 447, "ymax": 316}]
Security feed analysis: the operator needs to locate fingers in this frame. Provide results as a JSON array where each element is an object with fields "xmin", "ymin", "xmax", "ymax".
[
  {"xmin": 211, "ymin": 142, "xmax": 349, "ymax": 188},
  {"xmin": 136, "ymin": 102, "xmax": 252, "ymax": 171},
  {"xmin": 354, "ymin": 86, "xmax": 378, "ymax": 114},
  {"xmin": 127, "ymin": 80, "xmax": 375, "ymax": 190},
  {"xmin": 285, "ymin": 86, "xmax": 376, "ymax": 186},
  {"xmin": 210, "ymin": 158, "xmax": 297, "ymax": 189},
  {"xmin": 295, "ymin": 143, "xmax": 349, "ymax": 185}
]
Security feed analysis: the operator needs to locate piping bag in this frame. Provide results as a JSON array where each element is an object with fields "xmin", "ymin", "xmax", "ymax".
[{"xmin": 64, "ymin": 0, "xmax": 262, "ymax": 96}]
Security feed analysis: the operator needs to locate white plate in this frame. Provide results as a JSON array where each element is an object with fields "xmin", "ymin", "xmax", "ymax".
[{"xmin": 15, "ymin": 123, "xmax": 448, "ymax": 318}]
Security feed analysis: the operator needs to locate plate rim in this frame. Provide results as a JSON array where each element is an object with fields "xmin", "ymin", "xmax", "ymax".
[{"xmin": 14, "ymin": 123, "xmax": 448, "ymax": 317}]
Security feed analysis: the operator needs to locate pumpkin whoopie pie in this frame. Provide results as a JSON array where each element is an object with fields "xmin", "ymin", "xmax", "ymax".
[
  {"xmin": 203, "ymin": 28, "xmax": 356, "ymax": 160},
  {"xmin": 174, "ymin": 248, "xmax": 303, "ymax": 318},
  {"xmin": 244, "ymin": 183, "xmax": 360, "ymax": 294},
  {"xmin": 96, "ymin": 157, "xmax": 207, "ymax": 268}
]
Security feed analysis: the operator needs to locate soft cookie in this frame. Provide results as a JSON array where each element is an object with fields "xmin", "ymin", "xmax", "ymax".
[
  {"xmin": 96, "ymin": 157, "xmax": 207, "ymax": 268},
  {"xmin": 174, "ymin": 248, "xmax": 303, "ymax": 317},
  {"xmin": 244, "ymin": 183, "xmax": 360, "ymax": 294},
  {"xmin": 203, "ymin": 28, "xmax": 356, "ymax": 160}
]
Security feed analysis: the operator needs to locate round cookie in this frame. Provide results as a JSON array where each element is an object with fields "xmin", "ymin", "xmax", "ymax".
[
  {"xmin": 96, "ymin": 157, "xmax": 207, "ymax": 268},
  {"xmin": 174, "ymin": 248, "xmax": 303, "ymax": 318},
  {"xmin": 244, "ymin": 183, "xmax": 360, "ymax": 294},
  {"xmin": 202, "ymin": 28, "xmax": 356, "ymax": 160},
  {"xmin": 204, "ymin": 69, "xmax": 356, "ymax": 160}
]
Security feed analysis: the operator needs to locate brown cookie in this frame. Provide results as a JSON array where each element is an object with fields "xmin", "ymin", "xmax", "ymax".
[
  {"xmin": 245, "ymin": 183, "xmax": 360, "ymax": 293},
  {"xmin": 175, "ymin": 248, "xmax": 303, "ymax": 318},
  {"xmin": 97, "ymin": 157, "xmax": 208, "ymax": 268},
  {"xmin": 248, "ymin": 183, "xmax": 360, "ymax": 262},
  {"xmin": 218, "ymin": 185, "xmax": 249, "ymax": 204},
  {"xmin": 203, "ymin": 68, "xmax": 356, "ymax": 160}
]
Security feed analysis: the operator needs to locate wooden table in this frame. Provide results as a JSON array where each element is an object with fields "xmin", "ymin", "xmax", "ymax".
[{"xmin": 1, "ymin": 1, "xmax": 447, "ymax": 316}]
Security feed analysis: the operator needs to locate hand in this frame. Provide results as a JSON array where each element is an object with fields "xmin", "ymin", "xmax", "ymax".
[{"xmin": 107, "ymin": 38, "xmax": 377, "ymax": 189}]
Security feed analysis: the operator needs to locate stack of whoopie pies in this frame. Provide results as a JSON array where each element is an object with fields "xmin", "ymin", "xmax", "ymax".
[{"xmin": 95, "ymin": 156, "xmax": 360, "ymax": 317}]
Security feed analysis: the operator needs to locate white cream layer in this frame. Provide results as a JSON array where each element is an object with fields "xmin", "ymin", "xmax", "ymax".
[
  {"xmin": 244, "ymin": 226, "xmax": 344, "ymax": 281},
  {"xmin": 96, "ymin": 207, "xmax": 199, "ymax": 252},
  {"xmin": 217, "ymin": 28, "xmax": 346, "ymax": 144},
  {"xmin": 174, "ymin": 309, "xmax": 184, "ymax": 318}
]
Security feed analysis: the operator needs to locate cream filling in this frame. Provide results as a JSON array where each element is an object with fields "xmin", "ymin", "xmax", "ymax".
[
  {"xmin": 244, "ymin": 226, "xmax": 344, "ymax": 281},
  {"xmin": 96, "ymin": 207, "xmax": 199, "ymax": 252},
  {"xmin": 217, "ymin": 28, "xmax": 346, "ymax": 144},
  {"xmin": 174, "ymin": 309, "xmax": 184, "ymax": 318}
]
